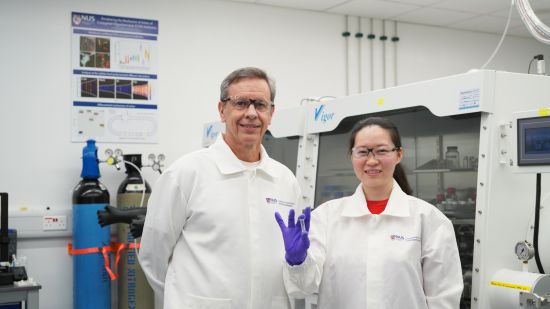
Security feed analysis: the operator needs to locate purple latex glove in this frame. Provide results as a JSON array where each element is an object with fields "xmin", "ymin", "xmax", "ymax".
[{"xmin": 274, "ymin": 207, "xmax": 311, "ymax": 266}]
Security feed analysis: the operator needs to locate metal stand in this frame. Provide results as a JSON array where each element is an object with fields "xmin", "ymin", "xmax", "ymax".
[{"xmin": 0, "ymin": 284, "xmax": 41, "ymax": 309}]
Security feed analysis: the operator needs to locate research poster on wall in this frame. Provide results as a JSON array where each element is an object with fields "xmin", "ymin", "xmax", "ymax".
[{"xmin": 70, "ymin": 12, "xmax": 159, "ymax": 143}]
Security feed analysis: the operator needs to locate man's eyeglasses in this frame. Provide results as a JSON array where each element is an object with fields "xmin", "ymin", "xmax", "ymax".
[
  {"xmin": 221, "ymin": 96, "xmax": 274, "ymax": 113},
  {"xmin": 351, "ymin": 146, "xmax": 400, "ymax": 159}
]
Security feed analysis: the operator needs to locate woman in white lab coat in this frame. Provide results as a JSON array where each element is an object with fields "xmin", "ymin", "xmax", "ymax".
[{"xmin": 275, "ymin": 117, "xmax": 464, "ymax": 309}]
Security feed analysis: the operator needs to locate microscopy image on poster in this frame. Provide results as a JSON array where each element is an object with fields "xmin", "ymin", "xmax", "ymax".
[
  {"xmin": 98, "ymin": 78, "xmax": 115, "ymax": 98},
  {"xmin": 80, "ymin": 36, "xmax": 95, "ymax": 52},
  {"xmin": 95, "ymin": 38, "xmax": 110, "ymax": 69},
  {"xmin": 96, "ymin": 53, "xmax": 110, "ymax": 69},
  {"xmin": 81, "ymin": 77, "xmax": 97, "ymax": 97},
  {"xmin": 116, "ymin": 79, "xmax": 132, "ymax": 99},
  {"xmin": 72, "ymin": 12, "xmax": 158, "ymax": 143},
  {"xmin": 79, "ymin": 37, "xmax": 111, "ymax": 68},
  {"xmin": 132, "ymin": 80, "xmax": 149, "ymax": 100},
  {"xmin": 80, "ymin": 52, "xmax": 95, "ymax": 67},
  {"xmin": 95, "ymin": 37, "xmax": 110, "ymax": 53}
]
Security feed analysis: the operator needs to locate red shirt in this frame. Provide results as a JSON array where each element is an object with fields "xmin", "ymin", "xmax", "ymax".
[{"xmin": 367, "ymin": 198, "xmax": 389, "ymax": 215}]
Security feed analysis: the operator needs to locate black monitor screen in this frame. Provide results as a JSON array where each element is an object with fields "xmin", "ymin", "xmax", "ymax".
[
  {"xmin": 1, "ymin": 193, "xmax": 8, "ymax": 262},
  {"xmin": 518, "ymin": 116, "xmax": 550, "ymax": 166}
]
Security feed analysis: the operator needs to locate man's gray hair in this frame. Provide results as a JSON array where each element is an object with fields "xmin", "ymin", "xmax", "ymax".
[{"xmin": 220, "ymin": 67, "xmax": 276, "ymax": 102}]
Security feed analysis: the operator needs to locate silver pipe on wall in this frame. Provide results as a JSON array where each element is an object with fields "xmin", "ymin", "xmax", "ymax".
[
  {"xmin": 384, "ymin": 20, "xmax": 396, "ymax": 87},
  {"xmin": 344, "ymin": 15, "xmax": 350, "ymax": 95},
  {"xmin": 358, "ymin": 17, "xmax": 363, "ymax": 93},
  {"xmin": 382, "ymin": 19, "xmax": 387, "ymax": 89},
  {"xmin": 369, "ymin": 18, "xmax": 374, "ymax": 91},
  {"xmin": 394, "ymin": 21, "xmax": 398, "ymax": 86}
]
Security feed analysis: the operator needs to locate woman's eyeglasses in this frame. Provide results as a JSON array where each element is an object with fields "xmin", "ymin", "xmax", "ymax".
[{"xmin": 351, "ymin": 146, "xmax": 400, "ymax": 159}]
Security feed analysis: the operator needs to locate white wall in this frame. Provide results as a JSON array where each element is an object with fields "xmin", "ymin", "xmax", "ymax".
[
  {"xmin": 1, "ymin": 0, "xmax": 550, "ymax": 308},
  {"xmin": 397, "ymin": 23, "xmax": 550, "ymax": 84}
]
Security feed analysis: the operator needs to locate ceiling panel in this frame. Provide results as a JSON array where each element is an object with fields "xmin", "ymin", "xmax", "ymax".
[
  {"xmin": 492, "ymin": 1, "xmax": 550, "ymax": 19},
  {"xmin": 326, "ymin": 0, "xmax": 420, "ymax": 19},
  {"xmin": 394, "ymin": 7, "xmax": 476, "ymax": 26},
  {"xmin": 530, "ymin": 0, "xmax": 550, "ymax": 11},
  {"xmin": 490, "ymin": 6, "xmax": 522, "ymax": 20},
  {"xmin": 450, "ymin": 15, "xmax": 523, "ymax": 34},
  {"xmin": 257, "ymin": 0, "xmax": 350, "ymax": 11},
  {"xmin": 507, "ymin": 24, "xmax": 533, "ymax": 37},
  {"xmin": 217, "ymin": 0, "xmax": 550, "ymax": 36},
  {"xmin": 384, "ymin": 0, "xmax": 445, "ymax": 6},
  {"xmin": 225, "ymin": 0, "xmax": 257, "ymax": 3},
  {"xmin": 432, "ymin": 0, "xmax": 512, "ymax": 14}
]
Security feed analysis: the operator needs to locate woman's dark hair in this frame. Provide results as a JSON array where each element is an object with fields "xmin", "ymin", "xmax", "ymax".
[{"xmin": 348, "ymin": 117, "xmax": 413, "ymax": 195}]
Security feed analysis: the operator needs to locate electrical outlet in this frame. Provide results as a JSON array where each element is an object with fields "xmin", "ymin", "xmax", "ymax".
[{"xmin": 43, "ymin": 215, "xmax": 67, "ymax": 231}]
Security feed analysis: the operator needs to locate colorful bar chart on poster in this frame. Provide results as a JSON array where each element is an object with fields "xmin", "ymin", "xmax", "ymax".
[{"xmin": 70, "ymin": 12, "xmax": 159, "ymax": 143}]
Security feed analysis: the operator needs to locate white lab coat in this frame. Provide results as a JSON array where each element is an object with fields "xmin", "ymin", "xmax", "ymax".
[
  {"xmin": 284, "ymin": 181, "xmax": 463, "ymax": 309},
  {"xmin": 139, "ymin": 135, "xmax": 302, "ymax": 309}
]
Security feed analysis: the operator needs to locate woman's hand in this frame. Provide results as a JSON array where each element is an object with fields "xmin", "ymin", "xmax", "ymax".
[{"xmin": 274, "ymin": 207, "xmax": 311, "ymax": 266}]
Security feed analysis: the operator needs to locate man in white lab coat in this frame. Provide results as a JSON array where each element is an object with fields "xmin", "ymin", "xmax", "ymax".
[{"xmin": 139, "ymin": 67, "xmax": 303, "ymax": 309}]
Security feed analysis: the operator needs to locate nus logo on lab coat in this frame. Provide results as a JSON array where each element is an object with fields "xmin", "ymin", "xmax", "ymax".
[
  {"xmin": 390, "ymin": 235, "xmax": 421, "ymax": 242},
  {"xmin": 314, "ymin": 104, "xmax": 335, "ymax": 123},
  {"xmin": 390, "ymin": 235, "xmax": 405, "ymax": 241},
  {"xmin": 265, "ymin": 197, "xmax": 295, "ymax": 207}
]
